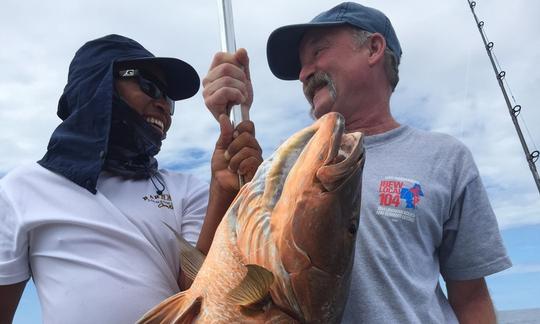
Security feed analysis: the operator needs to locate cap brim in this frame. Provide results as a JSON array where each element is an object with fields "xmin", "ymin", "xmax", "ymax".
[
  {"xmin": 116, "ymin": 57, "xmax": 200, "ymax": 100},
  {"xmin": 267, "ymin": 21, "xmax": 348, "ymax": 80}
]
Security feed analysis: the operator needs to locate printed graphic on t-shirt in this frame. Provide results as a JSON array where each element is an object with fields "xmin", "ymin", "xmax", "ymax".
[
  {"xmin": 376, "ymin": 176, "xmax": 424, "ymax": 223},
  {"xmin": 142, "ymin": 193, "xmax": 173, "ymax": 209}
]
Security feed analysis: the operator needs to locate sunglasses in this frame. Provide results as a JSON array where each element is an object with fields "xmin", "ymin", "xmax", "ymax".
[{"xmin": 117, "ymin": 69, "xmax": 175, "ymax": 115}]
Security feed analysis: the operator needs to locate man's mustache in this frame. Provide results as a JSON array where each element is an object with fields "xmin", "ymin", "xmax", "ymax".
[{"xmin": 303, "ymin": 71, "xmax": 337, "ymax": 107}]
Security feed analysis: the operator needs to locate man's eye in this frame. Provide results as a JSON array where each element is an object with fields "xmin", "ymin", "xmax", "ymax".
[{"xmin": 314, "ymin": 46, "xmax": 327, "ymax": 57}]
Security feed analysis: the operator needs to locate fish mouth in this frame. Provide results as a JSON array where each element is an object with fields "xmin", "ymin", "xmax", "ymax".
[
  {"xmin": 317, "ymin": 128, "xmax": 363, "ymax": 192},
  {"xmin": 254, "ymin": 112, "xmax": 363, "ymax": 212}
]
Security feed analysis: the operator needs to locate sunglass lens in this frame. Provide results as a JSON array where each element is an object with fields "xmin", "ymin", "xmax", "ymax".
[
  {"xmin": 129, "ymin": 72, "xmax": 175, "ymax": 115},
  {"xmin": 138, "ymin": 77, "xmax": 161, "ymax": 99}
]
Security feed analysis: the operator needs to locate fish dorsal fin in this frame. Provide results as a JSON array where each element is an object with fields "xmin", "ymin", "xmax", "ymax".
[
  {"xmin": 228, "ymin": 264, "xmax": 275, "ymax": 306},
  {"xmin": 137, "ymin": 292, "xmax": 202, "ymax": 324},
  {"xmin": 163, "ymin": 222, "xmax": 206, "ymax": 282}
]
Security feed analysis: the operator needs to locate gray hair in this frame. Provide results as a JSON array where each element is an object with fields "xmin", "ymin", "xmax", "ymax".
[{"xmin": 350, "ymin": 28, "xmax": 400, "ymax": 92}]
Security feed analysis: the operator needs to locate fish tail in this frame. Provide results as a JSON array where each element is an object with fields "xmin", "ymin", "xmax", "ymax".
[{"xmin": 137, "ymin": 292, "xmax": 202, "ymax": 324}]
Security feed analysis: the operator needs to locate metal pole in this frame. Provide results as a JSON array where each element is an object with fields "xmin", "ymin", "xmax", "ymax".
[
  {"xmin": 217, "ymin": 0, "xmax": 246, "ymax": 186},
  {"xmin": 467, "ymin": 0, "xmax": 540, "ymax": 196}
]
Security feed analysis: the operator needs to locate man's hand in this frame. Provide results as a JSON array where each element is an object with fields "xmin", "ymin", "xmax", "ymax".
[
  {"xmin": 211, "ymin": 114, "xmax": 262, "ymax": 193},
  {"xmin": 197, "ymin": 48, "xmax": 260, "ymax": 255},
  {"xmin": 203, "ymin": 48, "xmax": 253, "ymax": 120}
]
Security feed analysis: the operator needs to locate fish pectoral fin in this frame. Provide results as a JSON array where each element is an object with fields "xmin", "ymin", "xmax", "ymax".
[
  {"xmin": 179, "ymin": 242, "xmax": 206, "ymax": 283},
  {"xmin": 162, "ymin": 222, "xmax": 206, "ymax": 282},
  {"xmin": 227, "ymin": 264, "xmax": 275, "ymax": 307},
  {"xmin": 137, "ymin": 292, "xmax": 202, "ymax": 324}
]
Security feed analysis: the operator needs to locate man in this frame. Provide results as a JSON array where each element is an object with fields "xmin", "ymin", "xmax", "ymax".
[
  {"xmin": 203, "ymin": 2, "xmax": 511, "ymax": 323},
  {"xmin": 0, "ymin": 34, "xmax": 262, "ymax": 323}
]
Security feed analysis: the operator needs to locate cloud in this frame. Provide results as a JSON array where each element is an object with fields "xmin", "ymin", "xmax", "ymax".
[
  {"xmin": 492, "ymin": 263, "xmax": 540, "ymax": 277},
  {"xmin": 161, "ymin": 147, "xmax": 212, "ymax": 182}
]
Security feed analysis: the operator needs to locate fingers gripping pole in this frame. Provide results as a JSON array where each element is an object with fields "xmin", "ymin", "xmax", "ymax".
[{"xmin": 217, "ymin": 0, "xmax": 246, "ymax": 186}]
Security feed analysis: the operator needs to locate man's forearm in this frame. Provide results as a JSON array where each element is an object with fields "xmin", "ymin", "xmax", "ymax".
[
  {"xmin": 447, "ymin": 278, "xmax": 497, "ymax": 324},
  {"xmin": 195, "ymin": 180, "xmax": 236, "ymax": 255},
  {"xmin": 0, "ymin": 280, "xmax": 28, "ymax": 324}
]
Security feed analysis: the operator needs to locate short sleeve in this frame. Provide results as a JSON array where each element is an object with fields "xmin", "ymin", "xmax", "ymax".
[
  {"xmin": 0, "ymin": 186, "xmax": 31, "ymax": 284},
  {"xmin": 178, "ymin": 176, "xmax": 209, "ymax": 246},
  {"xmin": 439, "ymin": 175, "xmax": 512, "ymax": 280}
]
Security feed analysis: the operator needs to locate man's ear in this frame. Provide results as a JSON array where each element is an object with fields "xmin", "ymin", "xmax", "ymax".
[{"xmin": 367, "ymin": 33, "xmax": 386, "ymax": 66}]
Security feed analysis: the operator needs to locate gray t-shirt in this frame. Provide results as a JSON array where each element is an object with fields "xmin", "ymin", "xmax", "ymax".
[{"xmin": 342, "ymin": 125, "xmax": 511, "ymax": 323}]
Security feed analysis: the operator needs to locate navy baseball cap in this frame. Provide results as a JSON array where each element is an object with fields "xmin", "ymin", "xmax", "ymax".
[
  {"xmin": 267, "ymin": 2, "xmax": 402, "ymax": 80},
  {"xmin": 105, "ymin": 35, "xmax": 200, "ymax": 100}
]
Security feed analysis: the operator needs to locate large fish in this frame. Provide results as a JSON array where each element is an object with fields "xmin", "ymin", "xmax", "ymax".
[{"xmin": 138, "ymin": 112, "xmax": 365, "ymax": 323}]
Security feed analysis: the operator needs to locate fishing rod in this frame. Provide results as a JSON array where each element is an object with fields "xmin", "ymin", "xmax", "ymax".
[
  {"xmin": 467, "ymin": 0, "xmax": 540, "ymax": 196},
  {"xmin": 217, "ymin": 0, "xmax": 247, "ymax": 187}
]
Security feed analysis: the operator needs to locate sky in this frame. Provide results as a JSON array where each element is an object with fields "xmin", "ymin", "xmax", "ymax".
[{"xmin": 1, "ymin": 0, "xmax": 539, "ymax": 322}]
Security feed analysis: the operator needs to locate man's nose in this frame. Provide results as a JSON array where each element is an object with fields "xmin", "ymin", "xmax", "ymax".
[
  {"xmin": 153, "ymin": 97, "xmax": 173, "ymax": 116},
  {"xmin": 299, "ymin": 63, "xmax": 315, "ymax": 84}
]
